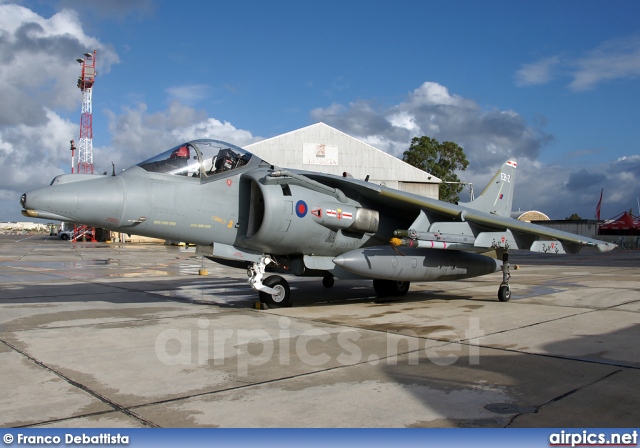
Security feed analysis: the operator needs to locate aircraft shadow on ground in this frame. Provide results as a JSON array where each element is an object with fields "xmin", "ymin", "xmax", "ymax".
[{"xmin": 1, "ymin": 272, "xmax": 487, "ymax": 308}]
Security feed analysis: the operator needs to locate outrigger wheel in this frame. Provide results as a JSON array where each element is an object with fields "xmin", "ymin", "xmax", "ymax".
[{"xmin": 498, "ymin": 252, "xmax": 511, "ymax": 302}]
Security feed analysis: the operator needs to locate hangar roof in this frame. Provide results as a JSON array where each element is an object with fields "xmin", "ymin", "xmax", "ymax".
[
  {"xmin": 511, "ymin": 210, "xmax": 551, "ymax": 222},
  {"xmin": 244, "ymin": 122, "xmax": 441, "ymax": 184}
]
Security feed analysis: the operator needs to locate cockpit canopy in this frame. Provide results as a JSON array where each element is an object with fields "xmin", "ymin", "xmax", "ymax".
[{"xmin": 136, "ymin": 139, "xmax": 260, "ymax": 180}]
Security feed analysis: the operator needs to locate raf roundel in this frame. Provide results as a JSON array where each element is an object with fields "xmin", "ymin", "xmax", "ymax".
[{"xmin": 295, "ymin": 200, "xmax": 308, "ymax": 218}]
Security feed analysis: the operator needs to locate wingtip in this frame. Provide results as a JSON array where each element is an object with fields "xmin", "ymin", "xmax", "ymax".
[{"xmin": 597, "ymin": 242, "xmax": 617, "ymax": 252}]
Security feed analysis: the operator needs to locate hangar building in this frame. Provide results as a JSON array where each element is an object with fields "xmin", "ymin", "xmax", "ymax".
[
  {"xmin": 244, "ymin": 122, "xmax": 441, "ymax": 199},
  {"xmin": 531, "ymin": 219, "xmax": 602, "ymax": 240},
  {"xmin": 511, "ymin": 210, "xmax": 551, "ymax": 222}
]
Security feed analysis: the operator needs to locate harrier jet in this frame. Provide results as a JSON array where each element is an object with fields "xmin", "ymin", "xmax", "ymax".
[{"xmin": 21, "ymin": 139, "xmax": 615, "ymax": 307}]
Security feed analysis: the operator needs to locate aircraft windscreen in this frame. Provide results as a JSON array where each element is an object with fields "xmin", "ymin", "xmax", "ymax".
[
  {"xmin": 136, "ymin": 140, "xmax": 254, "ymax": 178},
  {"xmin": 137, "ymin": 143, "xmax": 201, "ymax": 176}
]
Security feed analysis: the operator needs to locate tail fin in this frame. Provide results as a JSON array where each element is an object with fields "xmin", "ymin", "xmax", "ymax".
[{"xmin": 458, "ymin": 159, "xmax": 517, "ymax": 217}]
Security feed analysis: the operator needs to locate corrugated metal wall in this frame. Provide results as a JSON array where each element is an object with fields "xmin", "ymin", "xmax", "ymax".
[{"xmin": 245, "ymin": 122, "xmax": 440, "ymax": 199}]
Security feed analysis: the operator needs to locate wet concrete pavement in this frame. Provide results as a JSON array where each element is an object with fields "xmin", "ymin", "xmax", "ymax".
[{"xmin": 1, "ymin": 235, "xmax": 638, "ymax": 427}]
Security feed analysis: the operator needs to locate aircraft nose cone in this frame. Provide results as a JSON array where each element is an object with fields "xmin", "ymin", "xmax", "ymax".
[{"xmin": 21, "ymin": 174, "xmax": 125, "ymax": 227}]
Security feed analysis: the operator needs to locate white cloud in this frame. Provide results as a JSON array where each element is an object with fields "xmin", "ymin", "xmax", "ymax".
[
  {"xmin": 166, "ymin": 84, "xmax": 212, "ymax": 105},
  {"xmin": 569, "ymin": 35, "xmax": 640, "ymax": 91},
  {"xmin": 0, "ymin": 109, "xmax": 77, "ymax": 214},
  {"xmin": 516, "ymin": 35, "xmax": 640, "ymax": 91},
  {"xmin": 313, "ymin": 81, "xmax": 551, "ymax": 171},
  {"xmin": 405, "ymin": 81, "xmax": 470, "ymax": 107},
  {"xmin": 0, "ymin": 4, "xmax": 119, "ymax": 126},
  {"xmin": 515, "ymin": 56, "xmax": 561, "ymax": 86},
  {"xmin": 388, "ymin": 111, "xmax": 419, "ymax": 133}
]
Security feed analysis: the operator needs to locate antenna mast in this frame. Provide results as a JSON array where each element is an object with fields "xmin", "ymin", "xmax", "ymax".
[{"xmin": 76, "ymin": 50, "xmax": 96, "ymax": 174}]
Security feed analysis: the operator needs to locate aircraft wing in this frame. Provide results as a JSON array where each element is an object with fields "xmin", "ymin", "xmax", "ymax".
[
  {"xmin": 301, "ymin": 171, "xmax": 616, "ymax": 255},
  {"xmin": 381, "ymin": 188, "xmax": 615, "ymax": 253}
]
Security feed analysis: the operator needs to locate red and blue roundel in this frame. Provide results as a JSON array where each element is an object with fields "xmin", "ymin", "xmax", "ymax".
[{"xmin": 295, "ymin": 200, "xmax": 308, "ymax": 218}]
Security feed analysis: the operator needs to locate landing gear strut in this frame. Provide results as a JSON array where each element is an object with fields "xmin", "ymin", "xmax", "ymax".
[
  {"xmin": 248, "ymin": 255, "xmax": 292, "ymax": 307},
  {"xmin": 498, "ymin": 252, "xmax": 511, "ymax": 302}
]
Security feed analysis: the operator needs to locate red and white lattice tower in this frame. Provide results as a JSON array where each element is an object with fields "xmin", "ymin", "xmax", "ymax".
[{"xmin": 75, "ymin": 50, "xmax": 97, "ymax": 174}]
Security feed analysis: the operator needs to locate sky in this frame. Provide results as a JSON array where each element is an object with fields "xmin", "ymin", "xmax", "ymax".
[{"xmin": 1, "ymin": 0, "xmax": 639, "ymax": 222}]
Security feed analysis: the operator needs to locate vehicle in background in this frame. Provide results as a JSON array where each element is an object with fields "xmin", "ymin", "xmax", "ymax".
[
  {"xmin": 58, "ymin": 229, "xmax": 73, "ymax": 240},
  {"xmin": 54, "ymin": 222, "xmax": 94, "ymax": 241}
]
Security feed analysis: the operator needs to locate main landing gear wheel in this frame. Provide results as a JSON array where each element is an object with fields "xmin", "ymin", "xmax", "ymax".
[
  {"xmin": 259, "ymin": 275, "xmax": 292, "ymax": 308},
  {"xmin": 373, "ymin": 279, "xmax": 410, "ymax": 297},
  {"xmin": 322, "ymin": 274, "xmax": 334, "ymax": 288},
  {"xmin": 497, "ymin": 251, "xmax": 511, "ymax": 302}
]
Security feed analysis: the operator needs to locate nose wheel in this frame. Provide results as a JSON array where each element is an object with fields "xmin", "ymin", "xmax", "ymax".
[
  {"xmin": 498, "ymin": 252, "xmax": 511, "ymax": 302},
  {"xmin": 248, "ymin": 256, "xmax": 292, "ymax": 307},
  {"xmin": 259, "ymin": 275, "xmax": 292, "ymax": 307}
]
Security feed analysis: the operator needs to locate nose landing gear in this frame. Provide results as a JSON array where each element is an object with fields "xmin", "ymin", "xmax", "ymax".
[{"xmin": 248, "ymin": 255, "xmax": 292, "ymax": 307}]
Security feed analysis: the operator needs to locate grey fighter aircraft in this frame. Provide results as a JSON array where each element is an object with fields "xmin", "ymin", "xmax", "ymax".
[{"xmin": 21, "ymin": 139, "xmax": 616, "ymax": 307}]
